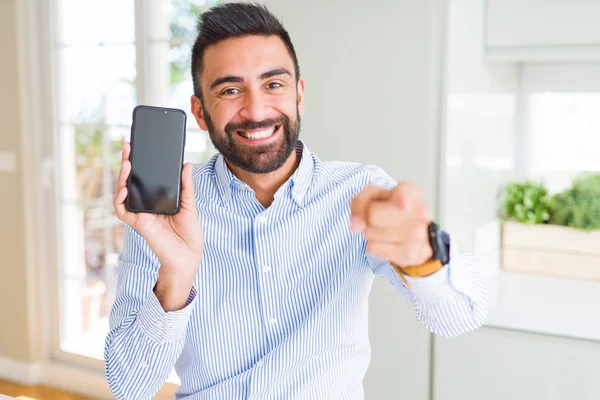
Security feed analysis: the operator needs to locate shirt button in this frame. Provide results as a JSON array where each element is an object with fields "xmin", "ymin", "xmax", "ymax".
[
  {"xmin": 257, "ymin": 215, "xmax": 267, "ymax": 223},
  {"xmin": 263, "ymin": 265, "xmax": 271, "ymax": 273},
  {"xmin": 268, "ymin": 317, "xmax": 277, "ymax": 326},
  {"xmin": 140, "ymin": 360, "xmax": 148, "ymax": 368},
  {"xmin": 257, "ymin": 359, "xmax": 265, "ymax": 367},
  {"xmin": 155, "ymin": 320, "xmax": 163, "ymax": 328}
]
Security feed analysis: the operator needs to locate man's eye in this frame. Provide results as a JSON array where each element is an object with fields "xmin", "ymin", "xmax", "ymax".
[
  {"xmin": 267, "ymin": 82, "xmax": 282, "ymax": 89},
  {"xmin": 222, "ymin": 88, "xmax": 240, "ymax": 96}
]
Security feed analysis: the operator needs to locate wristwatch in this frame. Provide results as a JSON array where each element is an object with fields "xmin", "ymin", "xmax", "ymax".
[
  {"xmin": 426, "ymin": 221, "xmax": 449, "ymax": 265},
  {"xmin": 391, "ymin": 221, "xmax": 449, "ymax": 283}
]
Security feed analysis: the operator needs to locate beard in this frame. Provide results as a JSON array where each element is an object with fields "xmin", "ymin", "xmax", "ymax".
[{"xmin": 204, "ymin": 106, "xmax": 301, "ymax": 174}]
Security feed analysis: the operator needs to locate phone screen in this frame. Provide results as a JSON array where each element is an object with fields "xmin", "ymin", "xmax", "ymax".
[{"xmin": 126, "ymin": 106, "xmax": 187, "ymax": 214}]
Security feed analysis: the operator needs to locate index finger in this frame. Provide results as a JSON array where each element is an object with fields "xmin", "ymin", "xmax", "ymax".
[
  {"xmin": 121, "ymin": 142, "xmax": 131, "ymax": 162},
  {"xmin": 390, "ymin": 182, "xmax": 423, "ymax": 212},
  {"xmin": 350, "ymin": 185, "xmax": 389, "ymax": 232}
]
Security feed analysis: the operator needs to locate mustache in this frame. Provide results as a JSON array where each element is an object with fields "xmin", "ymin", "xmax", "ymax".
[{"xmin": 225, "ymin": 114, "xmax": 289, "ymax": 134}]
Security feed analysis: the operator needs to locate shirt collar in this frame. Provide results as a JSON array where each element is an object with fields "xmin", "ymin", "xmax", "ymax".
[{"xmin": 214, "ymin": 140, "xmax": 314, "ymax": 207}]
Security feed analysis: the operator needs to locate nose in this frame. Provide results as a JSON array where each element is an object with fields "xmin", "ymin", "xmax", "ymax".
[{"xmin": 238, "ymin": 89, "xmax": 269, "ymax": 122}]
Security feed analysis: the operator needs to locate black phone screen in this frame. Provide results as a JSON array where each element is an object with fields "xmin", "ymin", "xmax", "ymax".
[{"xmin": 126, "ymin": 106, "xmax": 187, "ymax": 214}]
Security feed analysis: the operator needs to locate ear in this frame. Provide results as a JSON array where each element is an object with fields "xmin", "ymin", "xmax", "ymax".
[
  {"xmin": 296, "ymin": 77, "xmax": 305, "ymax": 117},
  {"xmin": 191, "ymin": 94, "xmax": 208, "ymax": 131}
]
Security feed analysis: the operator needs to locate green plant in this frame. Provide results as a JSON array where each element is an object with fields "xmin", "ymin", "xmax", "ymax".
[
  {"xmin": 501, "ymin": 180, "xmax": 551, "ymax": 224},
  {"xmin": 549, "ymin": 172, "xmax": 600, "ymax": 231}
]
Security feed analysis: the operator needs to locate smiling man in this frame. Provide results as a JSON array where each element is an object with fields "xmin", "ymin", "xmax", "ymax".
[{"xmin": 104, "ymin": 3, "xmax": 487, "ymax": 399}]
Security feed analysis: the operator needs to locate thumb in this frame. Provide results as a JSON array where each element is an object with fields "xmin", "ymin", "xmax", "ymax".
[
  {"xmin": 350, "ymin": 185, "xmax": 388, "ymax": 232},
  {"xmin": 180, "ymin": 163, "xmax": 196, "ymax": 210}
]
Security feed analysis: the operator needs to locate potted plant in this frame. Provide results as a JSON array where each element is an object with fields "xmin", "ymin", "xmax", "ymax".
[{"xmin": 500, "ymin": 173, "xmax": 600, "ymax": 281}]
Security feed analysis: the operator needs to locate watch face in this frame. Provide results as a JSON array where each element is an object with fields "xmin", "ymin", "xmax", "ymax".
[
  {"xmin": 439, "ymin": 249, "xmax": 450, "ymax": 265},
  {"xmin": 428, "ymin": 222, "xmax": 449, "ymax": 264}
]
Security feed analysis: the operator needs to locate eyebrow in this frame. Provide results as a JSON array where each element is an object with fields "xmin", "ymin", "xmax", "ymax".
[
  {"xmin": 259, "ymin": 68, "xmax": 292, "ymax": 80},
  {"xmin": 209, "ymin": 68, "xmax": 292, "ymax": 90}
]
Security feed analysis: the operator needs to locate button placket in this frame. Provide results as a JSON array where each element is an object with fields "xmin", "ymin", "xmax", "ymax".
[{"xmin": 254, "ymin": 211, "xmax": 278, "ymax": 344}]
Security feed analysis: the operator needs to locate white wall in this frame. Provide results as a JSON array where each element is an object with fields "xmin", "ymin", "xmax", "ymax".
[
  {"xmin": 259, "ymin": 0, "xmax": 447, "ymax": 398},
  {"xmin": 440, "ymin": 0, "xmax": 518, "ymax": 253},
  {"xmin": 435, "ymin": 327, "xmax": 600, "ymax": 400},
  {"xmin": 0, "ymin": 0, "xmax": 36, "ymax": 364}
]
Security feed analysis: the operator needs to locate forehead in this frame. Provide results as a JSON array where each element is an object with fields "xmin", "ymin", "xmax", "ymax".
[{"xmin": 202, "ymin": 35, "xmax": 294, "ymax": 82}]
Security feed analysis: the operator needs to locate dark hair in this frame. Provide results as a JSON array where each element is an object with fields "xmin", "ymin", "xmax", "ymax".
[{"xmin": 191, "ymin": 2, "xmax": 301, "ymax": 100}]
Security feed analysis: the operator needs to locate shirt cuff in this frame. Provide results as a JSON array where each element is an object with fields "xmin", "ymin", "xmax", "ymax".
[
  {"xmin": 402, "ymin": 235, "xmax": 474, "ymax": 302},
  {"xmin": 137, "ymin": 286, "xmax": 197, "ymax": 343}
]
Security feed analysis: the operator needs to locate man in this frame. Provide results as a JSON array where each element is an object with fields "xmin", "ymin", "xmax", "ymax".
[{"xmin": 105, "ymin": 3, "xmax": 487, "ymax": 399}]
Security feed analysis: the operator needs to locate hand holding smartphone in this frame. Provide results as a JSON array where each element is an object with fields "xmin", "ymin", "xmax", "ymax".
[{"xmin": 113, "ymin": 105, "xmax": 205, "ymax": 311}]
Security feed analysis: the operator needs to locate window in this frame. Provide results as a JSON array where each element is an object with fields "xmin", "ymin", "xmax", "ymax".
[
  {"xmin": 527, "ymin": 93, "xmax": 600, "ymax": 192},
  {"xmin": 52, "ymin": 0, "xmax": 220, "ymax": 366},
  {"xmin": 519, "ymin": 63, "xmax": 600, "ymax": 193}
]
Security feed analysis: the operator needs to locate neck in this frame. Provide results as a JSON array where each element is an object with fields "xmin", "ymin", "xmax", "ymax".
[{"xmin": 226, "ymin": 147, "xmax": 301, "ymax": 208}]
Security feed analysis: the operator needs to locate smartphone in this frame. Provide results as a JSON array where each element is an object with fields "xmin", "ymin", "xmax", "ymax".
[{"xmin": 125, "ymin": 105, "xmax": 187, "ymax": 215}]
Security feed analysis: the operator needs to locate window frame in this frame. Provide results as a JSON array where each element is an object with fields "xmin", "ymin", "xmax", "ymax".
[{"xmin": 26, "ymin": 0, "xmax": 204, "ymax": 395}]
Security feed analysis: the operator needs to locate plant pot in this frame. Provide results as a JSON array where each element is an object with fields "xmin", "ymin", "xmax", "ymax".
[{"xmin": 501, "ymin": 220, "xmax": 600, "ymax": 281}]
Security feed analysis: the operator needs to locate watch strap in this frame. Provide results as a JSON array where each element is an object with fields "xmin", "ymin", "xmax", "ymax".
[
  {"xmin": 396, "ymin": 259, "xmax": 443, "ymax": 277},
  {"xmin": 391, "ymin": 260, "xmax": 443, "ymax": 288}
]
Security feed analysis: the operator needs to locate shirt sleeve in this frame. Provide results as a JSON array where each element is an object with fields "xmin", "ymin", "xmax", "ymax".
[
  {"xmin": 104, "ymin": 225, "xmax": 197, "ymax": 399},
  {"xmin": 364, "ymin": 166, "xmax": 488, "ymax": 337}
]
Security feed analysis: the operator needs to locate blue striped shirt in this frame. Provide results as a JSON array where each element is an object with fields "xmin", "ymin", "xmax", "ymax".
[{"xmin": 104, "ymin": 141, "xmax": 487, "ymax": 399}]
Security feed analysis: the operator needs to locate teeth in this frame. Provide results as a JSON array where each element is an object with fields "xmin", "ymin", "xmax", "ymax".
[{"xmin": 239, "ymin": 126, "xmax": 276, "ymax": 139}]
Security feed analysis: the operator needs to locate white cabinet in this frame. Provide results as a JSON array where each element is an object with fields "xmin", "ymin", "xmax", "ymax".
[
  {"xmin": 434, "ymin": 327, "xmax": 600, "ymax": 400},
  {"xmin": 485, "ymin": 0, "xmax": 600, "ymax": 61}
]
